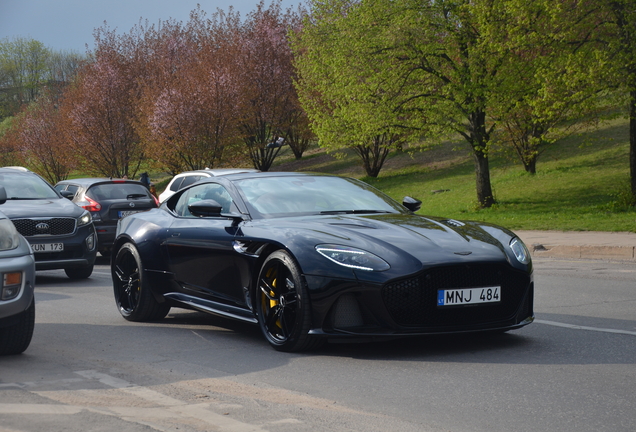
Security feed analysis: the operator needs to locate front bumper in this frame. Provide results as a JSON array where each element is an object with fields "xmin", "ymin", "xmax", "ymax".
[
  {"xmin": 304, "ymin": 263, "xmax": 534, "ymax": 338},
  {"xmin": 28, "ymin": 224, "xmax": 97, "ymax": 270},
  {"xmin": 0, "ymin": 250, "xmax": 36, "ymax": 323}
]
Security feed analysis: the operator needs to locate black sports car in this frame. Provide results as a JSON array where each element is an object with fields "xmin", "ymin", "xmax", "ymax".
[{"xmin": 111, "ymin": 172, "xmax": 533, "ymax": 351}]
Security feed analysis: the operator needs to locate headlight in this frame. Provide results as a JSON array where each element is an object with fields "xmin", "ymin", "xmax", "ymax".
[
  {"xmin": 510, "ymin": 237, "xmax": 530, "ymax": 264},
  {"xmin": 77, "ymin": 210, "xmax": 92, "ymax": 227},
  {"xmin": 315, "ymin": 244, "xmax": 390, "ymax": 271},
  {"xmin": 0, "ymin": 219, "xmax": 20, "ymax": 251}
]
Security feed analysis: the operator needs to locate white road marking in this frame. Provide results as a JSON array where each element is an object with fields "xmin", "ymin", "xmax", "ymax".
[
  {"xmin": 73, "ymin": 370, "xmax": 267, "ymax": 431},
  {"xmin": 535, "ymin": 319, "xmax": 636, "ymax": 336},
  {"xmin": 0, "ymin": 370, "xmax": 269, "ymax": 432}
]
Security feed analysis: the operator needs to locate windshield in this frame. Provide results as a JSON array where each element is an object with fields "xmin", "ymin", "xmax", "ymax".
[
  {"xmin": 234, "ymin": 175, "xmax": 406, "ymax": 218},
  {"xmin": 0, "ymin": 172, "xmax": 59, "ymax": 199},
  {"xmin": 88, "ymin": 183, "xmax": 152, "ymax": 200}
]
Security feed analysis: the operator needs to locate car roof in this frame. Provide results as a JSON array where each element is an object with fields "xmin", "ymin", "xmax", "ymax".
[
  {"xmin": 0, "ymin": 167, "xmax": 33, "ymax": 174},
  {"xmin": 0, "ymin": 166, "xmax": 30, "ymax": 172},
  {"xmin": 197, "ymin": 171, "xmax": 335, "ymax": 182},
  {"xmin": 56, "ymin": 178, "xmax": 146, "ymax": 187},
  {"xmin": 174, "ymin": 168, "xmax": 260, "ymax": 177}
]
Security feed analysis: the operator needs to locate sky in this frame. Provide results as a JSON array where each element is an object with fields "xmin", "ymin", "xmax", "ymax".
[{"xmin": 0, "ymin": 0, "xmax": 300, "ymax": 53}]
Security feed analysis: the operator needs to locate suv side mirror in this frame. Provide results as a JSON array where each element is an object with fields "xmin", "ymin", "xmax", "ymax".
[
  {"xmin": 0, "ymin": 186, "xmax": 6, "ymax": 205},
  {"xmin": 60, "ymin": 190, "xmax": 75, "ymax": 200}
]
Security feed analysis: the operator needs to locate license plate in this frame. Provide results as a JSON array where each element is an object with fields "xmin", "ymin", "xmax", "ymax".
[
  {"xmin": 32, "ymin": 242, "xmax": 64, "ymax": 253},
  {"xmin": 437, "ymin": 286, "xmax": 501, "ymax": 307},
  {"xmin": 118, "ymin": 210, "xmax": 141, "ymax": 218}
]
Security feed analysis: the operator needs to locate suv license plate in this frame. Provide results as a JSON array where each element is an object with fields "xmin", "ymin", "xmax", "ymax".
[
  {"xmin": 437, "ymin": 287, "xmax": 501, "ymax": 307},
  {"xmin": 118, "ymin": 210, "xmax": 141, "ymax": 218},
  {"xmin": 32, "ymin": 243, "xmax": 64, "ymax": 253}
]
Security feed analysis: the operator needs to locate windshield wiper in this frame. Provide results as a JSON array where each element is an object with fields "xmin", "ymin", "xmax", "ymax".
[{"xmin": 319, "ymin": 209, "xmax": 392, "ymax": 215}]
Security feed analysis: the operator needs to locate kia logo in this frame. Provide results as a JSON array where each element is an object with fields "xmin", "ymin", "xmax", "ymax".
[{"xmin": 35, "ymin": 223, "xmax": 49, "ymax": 231}]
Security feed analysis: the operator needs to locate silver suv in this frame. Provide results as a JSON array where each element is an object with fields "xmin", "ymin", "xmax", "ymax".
[{"xmin": 0, "ymin": 185, "xmax": 36, "ymax": 355}]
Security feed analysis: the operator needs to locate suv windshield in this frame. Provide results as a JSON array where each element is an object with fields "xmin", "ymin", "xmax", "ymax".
[{"xmin": 0, "ymin": 172, "xmax": 59, "ymax": 199}]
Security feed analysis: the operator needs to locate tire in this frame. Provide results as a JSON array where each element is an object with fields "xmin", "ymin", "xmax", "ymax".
[
  {"xmin": 112, "ymin": 243, "xmax": 170, "ymax": 322},
  {"xmin": 0, "ymin": 300, "xmax": 35, "ymax": 355},
  {"xmin": 255, "ymin": 250, "xmax": 323, "ymax": 352},
  {"xmin": 65, "ymin": 265, "xmax": 94, "ymax": 280}
]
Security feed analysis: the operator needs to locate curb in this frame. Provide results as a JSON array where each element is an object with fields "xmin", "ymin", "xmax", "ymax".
[{"xmin": 529, "ymin": 244, "xmax": 635, "ymax": 261}]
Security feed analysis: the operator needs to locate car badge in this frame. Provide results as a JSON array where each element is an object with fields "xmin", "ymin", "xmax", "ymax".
[
  {"xmin": 129, "ymin": 202, "xmax": 135, "ymax": 208},
  {"xmin": 454, "ymin": 251, "xmax": 472, "ymax": 256},
  {"xmin": 35, "ymin": 222, "xmax": 49, "ymax": 231}
]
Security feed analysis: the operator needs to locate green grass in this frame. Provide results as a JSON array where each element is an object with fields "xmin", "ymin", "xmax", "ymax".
[{"xmin": 273, "ymin": 117, "xmax": 636, "ymax": 232}]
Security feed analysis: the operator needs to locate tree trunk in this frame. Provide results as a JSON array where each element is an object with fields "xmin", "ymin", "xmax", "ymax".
[
  {"xmin": 468, "ymin": 109, "xmax": 496, "ymax": 208},
  {"xmin": 630, "ymin": 90, "xmax": 636, "ymax": 201},
  {"xmin": 523, "ymin": 156, "xmax": 537, "ymax": 175},
  {"xmin": 474, "ymin": 149, "xmax": 495, "ymax": 208}
]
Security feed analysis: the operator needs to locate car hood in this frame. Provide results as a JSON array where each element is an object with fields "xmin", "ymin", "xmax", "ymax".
[
  {"xmin": 246, "ymin": 213, "xmax": 518, "ymax": 272},
  {"xmin": 0, "ymin": 198, "xmax": 84, "ymax": 219}
]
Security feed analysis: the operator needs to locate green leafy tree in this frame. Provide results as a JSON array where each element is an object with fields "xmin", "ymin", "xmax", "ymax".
[
  {"xmin": 297, "ymin": 0, "xmax": 523, "ymax": 206},
  {"xmin": 488, "ymin": 0, "xmax": 612, "ymax": 174},
  {"xmin": 0, "ymin": 37, "xmax": 50, "ymax": 119},
  {"xmin": 293, "ymin": 0, "xmax": 415, "ymax": 177}
]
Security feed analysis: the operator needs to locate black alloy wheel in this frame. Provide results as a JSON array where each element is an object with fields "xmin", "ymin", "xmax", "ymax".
[
  {"xmin": 112, "ymin": 243, "xmax": 170, "ymax": 322},
  {"xmin": 256, "ymin": 250, "xmax": 322, "ymax": 352}
]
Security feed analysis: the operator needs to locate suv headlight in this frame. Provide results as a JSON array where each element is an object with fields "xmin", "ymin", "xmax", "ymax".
[
  {"xmin": 0, "ymin": 219, "xmax": 20, "ymax": 251},
  {"xmin": 77, "ymin": 210, "xmax": 92, "ymax": 227},
  {"xmin": 316, "ymin": 244, "xmax": 390, "ymax": 271},
  {"xmin": 510, "ymin": 237, "xmax": 530, "ymax": 264}
]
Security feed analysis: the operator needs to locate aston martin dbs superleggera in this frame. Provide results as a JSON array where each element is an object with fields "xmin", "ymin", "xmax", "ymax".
[{"xmin": 111, "ymin": 172, "xmax": 534, "ymax": 351}]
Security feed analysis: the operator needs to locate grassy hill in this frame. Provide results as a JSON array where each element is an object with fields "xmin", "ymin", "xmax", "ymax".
[{"xmin": 271, "ymin": 117, "xmax": 635, "ymax": 232}]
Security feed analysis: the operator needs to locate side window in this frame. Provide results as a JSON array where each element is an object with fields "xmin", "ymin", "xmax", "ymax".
[
  {"xmin": 169, "ymin": 177, "xmax": 185, "ymax": 192},
  {"xmin": 66, "ymin": 185, "xmax": 79, "ymax": 198},
  {"xmin": 179, "ymin": 175, "xmax": 202, "ymax": 189},
  {"xmin": 174, "ymin": 183, "xmax": 235, "ymax": 217},
  {"xmin": 55, "ymin": 184, "xmax": 79, "ymax": 197}
]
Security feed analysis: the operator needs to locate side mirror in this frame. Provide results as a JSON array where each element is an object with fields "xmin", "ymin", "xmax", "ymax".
[
  {"xmin": 403, "ymin": 196, "xmax": 421, "ymax": 212},
  {"xmin": 0, "ymin": 186, "xmax": 6, "ymax": 205},
  {"xmin": 60, "ymin": 190, "xmax": 75, "ymax": 200},
  {"xmin": 189, "ymin": 199, "xmax": 223, "ymax": 217}
]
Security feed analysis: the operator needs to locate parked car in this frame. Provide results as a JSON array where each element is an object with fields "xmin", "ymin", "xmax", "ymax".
[
  {"xmin": 0, "ymin": 186, "xmax": 36, "ymax": 355},
  {"xmin": 158, "ymin": 168, "xmax": 260, "ymax": 203},
  {"xmin": 0, "ymin": 167, "xmax": 96, "ymax": 279},
  {"xmin": 111, "ymin": 172, "xmax": 534, "ymax": 352},
  {"xmin": 55, "ymin": 178, "xmax": 158, "ymax": 257}
]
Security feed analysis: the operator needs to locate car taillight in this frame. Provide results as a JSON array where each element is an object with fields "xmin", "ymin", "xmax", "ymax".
[
  {"xmin": 79, "ymin": 196, "xmax": 102, "ymax": 211},
  {"xmin": 152, "ymin": 195, "xmax": 160, "ymax": 206}
]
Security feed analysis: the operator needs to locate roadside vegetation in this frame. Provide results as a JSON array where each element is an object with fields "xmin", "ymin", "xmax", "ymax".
[{"xmin": 273, "ymin": 116, "xmax": 636, "ymax": 232}]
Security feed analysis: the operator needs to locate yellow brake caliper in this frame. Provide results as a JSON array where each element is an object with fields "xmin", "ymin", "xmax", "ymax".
[{"xmin": 265, "ymin": 267, "xmax": 281, "ymax": 329}]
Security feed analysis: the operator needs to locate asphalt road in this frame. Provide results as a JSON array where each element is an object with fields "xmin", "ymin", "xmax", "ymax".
[{"xmin": 1, "ymin": 257, "xmax": 634, "ymax": 432}]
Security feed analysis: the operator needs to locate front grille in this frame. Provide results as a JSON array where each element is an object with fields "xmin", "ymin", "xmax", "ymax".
[
  {"xmin": 12, "ymin": 218, "xmax": 77, "ymax": 237},
  {"xmin": 381, "ymin": 264, "xmax": 530, "ymax": 327}
]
